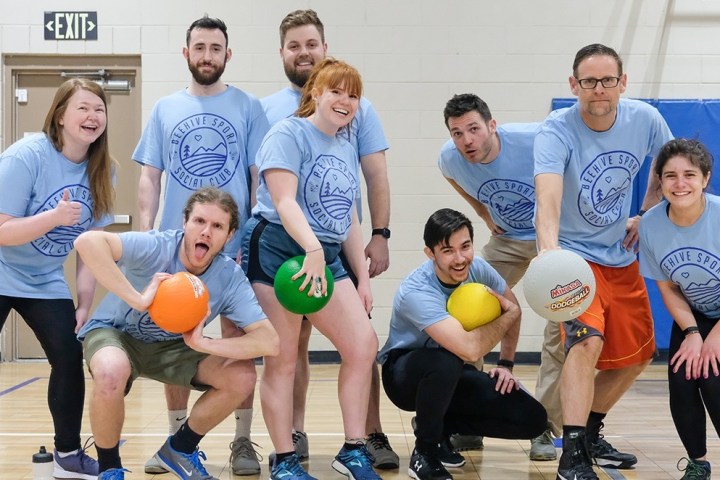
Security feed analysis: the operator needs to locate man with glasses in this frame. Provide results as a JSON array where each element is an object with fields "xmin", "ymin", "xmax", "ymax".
[{"xmin": 534, "ymin": 43, "xmax": 672, "ymax": 480}]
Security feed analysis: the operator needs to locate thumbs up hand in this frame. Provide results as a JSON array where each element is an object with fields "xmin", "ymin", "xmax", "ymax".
[{"xmin": 55, "ymin": 189, "xmax": 82, "ymax": 226}]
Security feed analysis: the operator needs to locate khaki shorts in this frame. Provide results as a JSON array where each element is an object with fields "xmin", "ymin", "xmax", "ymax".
[
  {"xmin": 561, "ymin": 260, "xmax": 656, "ymax": 370},
  {"xmin": 82, "ymin": 327, "xmax": 210, "ymax": 395},
  {"xmin": 480, "ymin": 236, "xmax": 537, "ymax": 288}
]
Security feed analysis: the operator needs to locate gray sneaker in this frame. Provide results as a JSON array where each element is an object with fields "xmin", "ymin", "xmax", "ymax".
[
  {"xmin": 154, "ymin": 436, "xmax": 218, "ymax": 480},
  {"xmin": 230, "ymin": 437, "xmax": 261, "ymax": 475},
  {"xmin": 144, "ymin": 454, "xmax": 168, "ymax": 474},
  {"xmin": 449, "ymin": 434, "xmax": 484, "ymax": 452},
  {"xmin": 366, "ymin": 432, "xmax": 400, "ymax": 469},
  {"xmin": 529, "ymin": 428, "xmax": 557, "ymax": 461},
  {"xmin": 267, "ymin": 430, "xmax": 310, "ymax": 467}
]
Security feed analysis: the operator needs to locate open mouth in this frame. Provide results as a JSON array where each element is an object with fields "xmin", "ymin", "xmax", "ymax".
[
  {"xmin": 81, "ymin": 125, "xmax": 98, "ymax": 133},
  {"xmin": 194, "ymin": 242, "xmax": 210, "ymax": 259},
  {"xmin": 333, "ymin": 108, "xmax": 349, "ymax": 116}
]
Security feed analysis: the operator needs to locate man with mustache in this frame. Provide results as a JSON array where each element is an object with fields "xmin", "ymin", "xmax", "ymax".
[
  {"xmin": 260, "ymin": 9, "xmax": 398, "ymax": 471},
  {"xmin": 132, "ymin": 15, "xmax": 270, "ymax": 476}
]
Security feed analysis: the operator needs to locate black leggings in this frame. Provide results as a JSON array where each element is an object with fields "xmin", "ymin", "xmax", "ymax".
[
  {"xmin": 0, "ymin": 296, "xmax": 85, "ymax": 452},
  {"xmin": 382, "ymin": 348, "xmax": 547, "ymax": 452},
  {"xmin": 668, "ymin": 311, "xmax": 720, "ymax": 459}
]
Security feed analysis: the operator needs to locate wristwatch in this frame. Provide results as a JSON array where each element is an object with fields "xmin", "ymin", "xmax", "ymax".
[{"xmin": 372, "ymin": 228, "xmax": 391, "ymax": 239}]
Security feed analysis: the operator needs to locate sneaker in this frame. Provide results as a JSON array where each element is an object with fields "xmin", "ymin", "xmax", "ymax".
[
  {"xmin": 230, "ymin": 437, "xmax": 262, "ymax": 475},
  {"xmin": 448, "ymin": 434, "xmax": 484, "ymax": 452},
  {"xmin": 677, "ymin": 457, "xmax": 711, "ymax": 480},
  {"xmin": 556, "ymin": 432, "xmax": 597, "ymax": 480},
  {"xmin": 98, "ymin": 468, "xmax": 129, "ymax": 480},
  {"xmin": 154, "ymin": 437, "xmax": 218, "ymax": 480},
  {"xmin": 408, "ymin": 448, "xmax": 453, "ymax": 480},
  {"xmin": 268, "ymin": 430, "xmax": 310, "ymax": 467},
  {"xmin": 271, "ymin": 453, "xmax": 317, "ymax": 480},
  {"xmin": 366, "ymin": 432, "xmax": 400, "ymax": 469},
  {"xmin": 587, "ymin": 426, "xmax": 637, "ymax": 469},
  {"xmin": 144, "ymin": 454, "xmax": 168, "ymax": 474},
  {"xmin": 438, "ymin": 439, "xmax": 465, "ymax": 468},
  {"xmin": 530, "ymin": 428, "xmax": 558, "ymax": 461},
  {"xmin": 331, "ymin": 443, "xmax": 381, "ymax": 479},
  {"xmin": 54, "ymin": 443, "xmax": 100, "ymax": 480}
]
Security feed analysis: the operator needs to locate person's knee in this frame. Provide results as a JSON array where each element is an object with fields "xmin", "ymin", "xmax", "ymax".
[
  {"xmin": 219, "ymin": 360, "xmax": 258, "ymax": 398},
  {"xmin": 88, "ymin": 350, "xmax": 131, "ymax": 396}
]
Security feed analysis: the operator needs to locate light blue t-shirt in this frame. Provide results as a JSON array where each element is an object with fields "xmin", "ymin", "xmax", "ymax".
[
  {"xmin": 438, "ymin": 123, "xmax": 540, "ymax": 241},
  {"xmin": 0, "ymin": 134, "xmax": 113, "ymax": 299},
  {"xmin": 78, "ymin": 229, "xmax": 266, "ymax": 343},
  {"xmin": 534, "ymin": 99, "xmax": 673, "ymax": 267},
  {"xmin": 253, "ymin": 117, "xmax": 359, "ymax": 244},
  {"xmin": 132, "ymin": 86, "xmax": 270, "ymax": 257},
  {"xmin": 639, "ymin": 194, "xmax": 720, "ymax": 319},
  {"xmin": 261, "ymin": 87, "xmax": 388, "ymax": 222},
  {"xmin": 377, "ymin": 257, "xmax": 506, "ymax": 363}
]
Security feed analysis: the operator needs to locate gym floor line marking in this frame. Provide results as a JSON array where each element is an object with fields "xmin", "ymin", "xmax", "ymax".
[
  {"xmin": 600, "ymin": 467, "xmax": 627, "ymax": 479},
  {"xmin": 0, "ymin": 377, "xmax": 40, "ymax": 397}
]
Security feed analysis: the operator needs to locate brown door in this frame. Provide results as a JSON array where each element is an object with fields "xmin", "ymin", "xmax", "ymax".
[{"xmin": 1, "ymin": 55, "xmax": 142, "ymax": 360}]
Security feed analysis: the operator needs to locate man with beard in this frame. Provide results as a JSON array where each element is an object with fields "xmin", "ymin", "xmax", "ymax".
[
  {"xmin": 132, "ymin": 15, "xmax": 270, "ymax": 476},
  {"xmin": 75, "ymin": 187, "xmax": 278, "ymax": 480},
  {"xmin": 259, "ymin": 9, "xmax": 398, "ymax": 470}
]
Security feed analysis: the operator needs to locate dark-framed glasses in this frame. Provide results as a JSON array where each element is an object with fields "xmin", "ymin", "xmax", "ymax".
[{"xmin": 576, "ymin": 76, "xmax": 621, "ymax": 89}]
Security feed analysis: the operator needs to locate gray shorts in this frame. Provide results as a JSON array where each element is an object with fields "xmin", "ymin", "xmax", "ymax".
[
  {"xmin": 82, "ymin": 327, "xmax": 210, "ymax": 395},
  {"xmin": 240, "ymin": 215, "xmax": 348, "ymax": 286}
]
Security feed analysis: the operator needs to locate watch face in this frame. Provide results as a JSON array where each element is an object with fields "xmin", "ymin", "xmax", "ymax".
[{"xmin": 373, "ymin": 228, "xmax": 391, "ymax": 239}]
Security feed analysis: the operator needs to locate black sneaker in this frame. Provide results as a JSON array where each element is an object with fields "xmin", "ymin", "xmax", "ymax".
[
  {"xmin": 677, "ymin": 457, "xmax": 711, "ymax": 480},
  {"xmin": 587, "ymin": 425, "xmax": 637, "ymax": 469},
  {"xmin": 409, "ymin": 449, "xmax": 453, "ymax": 480},
  {"xmin": 438, "ymin": 439, "xmax": 465, "ymax": 468},
  {"xmin": 556, "ymin": 431, "xmax": 598, "ymax": 480}
]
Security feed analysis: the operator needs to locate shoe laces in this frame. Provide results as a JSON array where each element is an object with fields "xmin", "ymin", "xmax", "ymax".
[
  {"xmin": 292, "ymin": 431, "xmax": 307, "ymax": 445},
  {"xmin": 535, "ymin": 429, "xmax": 554, "ymax": 445},
  {"xmin": 100, "ymin": 468, "xmax": 130, "ymax": 480},
  {"xmin": 677, "ymin": 457, "xmax": 710, "ymax": 479},
  {"xmin": 183, "ymin": 449, "xmax": 211, "ymax": 477},
  {"xmin": 367, "ymin": 432, "xmax": 391, "ymax": 452},
  {"xmin": 230, "ymin": 437, "xmax": 263, "ymax": 462},
  {"xmin": 274, "ymin": 454, "xmax": 305, "ymax": 476}
]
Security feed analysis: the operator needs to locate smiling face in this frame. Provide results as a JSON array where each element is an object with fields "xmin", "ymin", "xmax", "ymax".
[
  {"xmin": 58, "ymin": 88, "xmax": 107, "ymax": 159},
  {"xmin": 447, "ymin": 111, "xmax": 497, "ymax": 164},
  {"xmin": 425, "ymin": 226, "xmax": 475, "ymax": 285},
  {"xmin": 184, "ymin": 27, "xmax": 230, "ymax": 86},
  {"xmin": 311, "ymin": 83, "xmax": 359, "ymax": 135},
  {"xmin": 660, "ymin": 155, "xmax": 711, "ymax": 212},
  {"xmin": 281, "ymin": 24, "xmax": 327, "ymax": 89},
  {"xmin": 180, "ymin": 202, "xmax": 234, "ymax": 275},
  {"xmin": 570, "ymin": 54, "xmax": 626, "ymax": 130}
]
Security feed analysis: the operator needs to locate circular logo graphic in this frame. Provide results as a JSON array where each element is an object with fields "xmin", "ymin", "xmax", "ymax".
[
  {"xmin": 477, "ymin": 179, "xmax": 535, "ymax": 231},
  {"xmin": 578, "ymin": 151, "xmax": 640, "ymax": 227},
  {"xmin": 31, "ymin": 185, "xmax": 94, "ymax": 257},
  {"xmin": 304, "ymin": 155, "xmax": 357, "ymax": 236}
]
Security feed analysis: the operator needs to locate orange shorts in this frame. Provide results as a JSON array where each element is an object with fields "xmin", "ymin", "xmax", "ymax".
[{"xmin": 561, "ymin": 260, "xmax": 655, "ymax": 370}]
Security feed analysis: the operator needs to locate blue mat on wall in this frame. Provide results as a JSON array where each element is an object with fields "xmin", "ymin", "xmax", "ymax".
[{"xmin": 551, "ymin": 98, "xmax": 720, "ymax": 349}]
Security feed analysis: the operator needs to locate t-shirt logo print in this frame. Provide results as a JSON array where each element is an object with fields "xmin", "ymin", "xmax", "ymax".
[
  {"xmin": 476, "ymin": 179, "xmax": 535, "ymax": 231},
  {"xmin": 169, "ymin": 113, "xmax": 239, "ymax": 190},
  {"xmin": 31, "ymin": 185, "xmax": 94, "ymax": 257},
  {"xmin": 661, "ymin": 247, "xmax": 720, "ymax": 314},
  {"xmin": 577, "ymin": 150, "xmax": 640, "ymax": 227},
  {"xmin": 304, "ymin": 154, "xmax": 357, "ymax": 235}
]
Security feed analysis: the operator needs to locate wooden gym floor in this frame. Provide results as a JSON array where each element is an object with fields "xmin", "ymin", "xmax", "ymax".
[{"xmin": 0, "ymin": 362, "xmax": 714, "ymax": 479}]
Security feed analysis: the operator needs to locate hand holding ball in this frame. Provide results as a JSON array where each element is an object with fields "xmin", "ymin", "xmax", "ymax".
[
  {"xmin": 148, "ymin": 272, "xmax": 209, "ymax": 333},
  {"xmin": 447, "ymin": 283, "xmax": 502, "ymax": 331},
  {"xmin": 274, "ymin": 255, "xmax": 334, "ymax": 315},
  {"xmin": 523, "ymin": 249, "xmax": 596, "ymax": 323}
]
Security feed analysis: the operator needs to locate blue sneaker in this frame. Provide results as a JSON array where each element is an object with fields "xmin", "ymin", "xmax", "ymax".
[
  {"xmin": 54, "ymin": 444, "xmax": 100, "ymax": 480},
  {"xmin": 332, "ymin": 444, "xmax": 381, "ymax": 480},
  {"xmin": 155, "ymin": 436, "xmax": 218, "ymax": 480},
  {"xmin": 98, "ymin": 468, "xmax": 129, "ymax": 480},
  {"xmin": 271, "ymin": 452, "xmax": 316, "ymax": 479}
]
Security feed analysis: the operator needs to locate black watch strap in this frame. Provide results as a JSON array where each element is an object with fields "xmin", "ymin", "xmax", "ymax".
[{"xmin": 372, "ymin": 228, "xmax": 391, "ymax": 239}]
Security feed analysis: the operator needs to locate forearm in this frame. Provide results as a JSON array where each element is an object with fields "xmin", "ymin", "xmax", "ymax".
[
  {"xmin": 276, "ymin": 198, "xmax": 321, "ymax": 251},
  {"xmin": 342, "ymin": 215, "xmax": 370, "ymax": 286},
  {"xmin": 137, "ymin": 168, "xmax": 161, "ymax": 231},
  {"xmin": 249, "ymin": 165, "xmax": 259, "ymax": 208},
  {"xmin": 362, "ymin": 153, "xmax": 390, "ymax": 229},
  {"xmin": 534, "ymin": 174, "xmax": 563, "ymax": 251},
  {"xmin": 640, "ymin": 158, "xmax": 662, "ymax": 211},
  {"xmin": 467, "ymin": 305, "xmax": 520, "ymax": 361},
  {"xmin": 0, "ymin": 211, "xmax": 59, "ymax": 246},
  {"xmin": 75, "ymin": 232, "xmax": 145, "ymax": 310},
  {"xmin": 75, "ymin": 252, "xmax": 97, "ymax": 312},
  {"xmin": 189, "ymin": 321, "xmax": 279, "ymax": 359}
]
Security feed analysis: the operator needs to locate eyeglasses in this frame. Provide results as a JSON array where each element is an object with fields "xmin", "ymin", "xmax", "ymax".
[{"xmin": 576, "ymin": 76, "xmax": 621, "ymax": 89}]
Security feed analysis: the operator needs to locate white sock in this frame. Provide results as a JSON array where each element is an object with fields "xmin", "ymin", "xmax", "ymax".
[
  {"xmin": 168, "ymin": 409, "xmax": 188, "ymax": 435},
  {"xmin": 234, "ymin": 408, "xmax": 253, "ymax": 441}
]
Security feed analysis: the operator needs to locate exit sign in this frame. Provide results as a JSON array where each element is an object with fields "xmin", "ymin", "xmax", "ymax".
[{"xmin": 44, "ymin": 11, "xmax": 97, "ymax": 40}]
